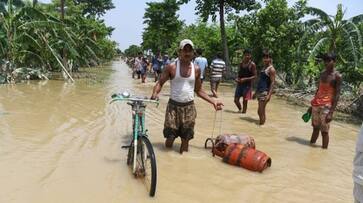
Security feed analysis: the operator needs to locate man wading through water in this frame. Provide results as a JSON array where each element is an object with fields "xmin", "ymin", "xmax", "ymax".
[
  {"xmin": 234, "ymin": 49, "xmax": 257, "ymax": 113},
  {"xmin": 253, "ymin": 50, "xmax": 276, "ymax": 125},
  {"xmin": 151, "ymin": 39, "xmax": 224, "ymax": 154},
  {"xmin": 309, "ymin": 52, "xmax": 341, "ymax": 149}
]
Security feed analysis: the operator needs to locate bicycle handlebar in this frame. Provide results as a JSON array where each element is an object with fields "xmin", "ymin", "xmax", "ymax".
[{"xmin": 110, "ymin": 93, "xmax": 159, "ymax": 106}]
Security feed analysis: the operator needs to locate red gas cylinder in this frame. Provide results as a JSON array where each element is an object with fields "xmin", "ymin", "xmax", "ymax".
[{"xmin": 222, "ymin": 144, "xmax": 271, "ymax": 172}]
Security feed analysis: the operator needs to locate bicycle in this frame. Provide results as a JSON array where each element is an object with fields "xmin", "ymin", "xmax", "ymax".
[{"xmin": 110, "ymin": 91, "xmax": 159, "ymax": 197}]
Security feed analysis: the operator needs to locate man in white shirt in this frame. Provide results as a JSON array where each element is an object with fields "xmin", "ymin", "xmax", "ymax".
[{"xmin": 151, "ymin": 39, "xmax": 223, "ymax": 154}]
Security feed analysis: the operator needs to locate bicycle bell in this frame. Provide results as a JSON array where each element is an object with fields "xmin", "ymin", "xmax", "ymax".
[{"xmin": 122, "ymin": 91, "xmax": 130, "ymax": 98}]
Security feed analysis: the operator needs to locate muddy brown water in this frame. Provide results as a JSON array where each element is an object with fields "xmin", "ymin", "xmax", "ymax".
[{"xmin": 0, "ymin": 60, "xmax": 360, "ymax": 203}]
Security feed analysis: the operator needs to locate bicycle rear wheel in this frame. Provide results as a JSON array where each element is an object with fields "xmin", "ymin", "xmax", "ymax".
[{"xmin": 136, "ymin": 136, "xmax": 157, "ymax": 197}]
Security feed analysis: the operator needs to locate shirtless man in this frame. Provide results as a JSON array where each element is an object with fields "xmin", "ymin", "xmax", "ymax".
[{"xmin": 310, "ymin": 52, "xmax": 342, "ymax": 149}]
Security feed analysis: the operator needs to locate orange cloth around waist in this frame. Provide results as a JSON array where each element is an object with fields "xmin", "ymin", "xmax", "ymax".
[{"xmin": 311, "ymin": 82, "xmax": 335, "ymax": 106}]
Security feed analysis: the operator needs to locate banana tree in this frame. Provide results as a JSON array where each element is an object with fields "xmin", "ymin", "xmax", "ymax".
[
  {"xmin": 0, "ymin": 0, "xmax": 75, "ymax": 81},
  {"xmin": 0, "ymin": 0, "xmax": 115, "ymax": 83},
  {"xmin": 297, "ymin": 4, "xmax": 363, "ymax": 88},
  {"xmin": 299, "ymin": 4, "xmax": 363, "ymax": 65}
]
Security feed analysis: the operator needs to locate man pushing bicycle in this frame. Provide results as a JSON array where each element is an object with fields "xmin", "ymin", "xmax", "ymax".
[{"xmin": 150, "ymin": 39, "xmax": 223, "ymax": 154}]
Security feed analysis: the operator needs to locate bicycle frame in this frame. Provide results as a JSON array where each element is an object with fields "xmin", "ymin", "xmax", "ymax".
[
  {"xmin": 110, "ymin": 94, "xmax": 158, "ymax": 174},
  {"xmin": 131, "ymin": 102, "xmax": 146, "ymax": 173}
]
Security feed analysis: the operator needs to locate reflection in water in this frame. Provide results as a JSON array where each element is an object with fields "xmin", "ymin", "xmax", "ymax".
[{"xmin": 0, "ymin": 60, "xmax": 359, "ymax": 203}]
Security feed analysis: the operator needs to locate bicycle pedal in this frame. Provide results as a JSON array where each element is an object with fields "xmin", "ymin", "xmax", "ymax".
[{"xmin": 121, "ymin": 145, "xmax": 130, "ymax": 149}]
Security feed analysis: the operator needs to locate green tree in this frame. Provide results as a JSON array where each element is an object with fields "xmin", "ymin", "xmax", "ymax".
[
  {"xmin": 237, "ymin": 0, "xmax": 306, "ymax": 84},
  {"xmin": 0, "ymin": 0, "xmax": 117, "ymax": 83},
  {"xmin": 73, "ymin": 0, "xmax": 114, "ymax": 17},
  {"xmin": 167, "ymin": 21, "xmax": 221, "ymax": 60},
  {"xmin": 302, "ymin": 4, "xmax": 362, "ymax": 61},
  {"xmin": 142, "ymin": 0, "xmax": 183, "ymax": 53},
  {"xmin": 124, "ymin": 45, "xmax": 142, "ymax": 57},
  {"xmin": 227, "ymin": 14, "xmax": 253, "ymax": 65},
  {"xmin": 179, "ymin": 0, "xmax": 258, "ymax": 71},
  {"xmin": 300, "ymin": 4, "xmax": 363, "ymax": 88}
]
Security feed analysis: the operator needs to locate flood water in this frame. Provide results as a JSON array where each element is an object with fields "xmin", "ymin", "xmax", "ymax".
[{"xmin": 0, "ymin": 60, "xmax": 360, "ymax": 203}]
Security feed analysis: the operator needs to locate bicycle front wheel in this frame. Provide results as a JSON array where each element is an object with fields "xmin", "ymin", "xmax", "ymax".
[{"xmin": 136, "ymin": 136, "xmax": 157, "ymax": 197}]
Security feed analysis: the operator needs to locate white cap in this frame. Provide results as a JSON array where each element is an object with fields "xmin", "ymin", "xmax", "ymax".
[{"xmin": 179, "ymin": 39, "xmax": 194, "ymax": 50}]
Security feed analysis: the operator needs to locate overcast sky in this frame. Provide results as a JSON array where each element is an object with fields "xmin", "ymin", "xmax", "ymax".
[{"xmin": 40, "ymin": 0, "xmax": 363, "ymax": 51}]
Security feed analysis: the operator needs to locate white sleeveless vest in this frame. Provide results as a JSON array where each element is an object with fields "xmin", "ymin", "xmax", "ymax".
[{"xmin": 170, "ymin": 60, "xmax": 195, "ymax": 103}]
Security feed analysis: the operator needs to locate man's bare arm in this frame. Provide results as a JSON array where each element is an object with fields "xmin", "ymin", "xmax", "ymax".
[
  {"xmin": 267, "ymin": 67, "xmax": 276, "ymax": 101},
  {"xmin": 151, "ymin": 64, "xmax": 171, "ymax": 99}
]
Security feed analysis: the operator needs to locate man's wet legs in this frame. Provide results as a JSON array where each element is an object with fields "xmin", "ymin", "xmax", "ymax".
[
  {"xmin": 258, "ymin": 100, "xmax": 267, "ymax": 125},
  {"xmin": 310, "ymin": 127, "xmax": 320, "ymax": 144},
  {"xmin": 180, "ymin": 138, "xmax": 189, "ymax": 154},
  {"xmin": 154, "ymin": 72, "xmax": 158, "ymax": 82},
  {"xmin": 165, "ymin": 136, "xmax": 175, "ymax": 148},
  {"xmin": 242, "ymin": 98, "xmax": 248, "ymax": 113},
  {"xmin": 234, "ymin": 97, "xmax": 242, "ymax": 112},
  {"xmin": 211, "ymin": 88, "xmax": 218, "ymax": 98},
  {"xmin": 310, "ymin": 127, "xmax": 329, "ymax": 149},
  {"xmin": 321, "ymin": 131, "xmax": 329, "ymax": 149}
]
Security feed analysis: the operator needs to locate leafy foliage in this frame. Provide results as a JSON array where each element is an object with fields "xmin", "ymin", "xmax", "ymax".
[
  {"xmin": 0, "ymin": 0, "xmax": 23, "ymax": 12},
  {"xmin": 124, "ymin": 45, "xmax": 142, "ymax": 58},
  {"xmin": 247, "ymin": 0, "xmax": 307, "ymax": 84},
  {"xmin": 73, "ymin": 0, "xmax": 114, "ymax": 17},
  {"xmin": 167, "ymin": 22, "xmax": 221, "ymax": 60},
  {"xmin": 299, "ymin": 3, "xmax": 363, "ymax": 88},
  {"xmin": 0, "ymin": 0, "xmax": 117, "ymax": 83},
  {"xmin": 179, "ymin": 0, "xmax": 259, "ymax": 71},
  {"xmin": 142, "ymin": 0, "xmax": 183, "ymax": 54}
]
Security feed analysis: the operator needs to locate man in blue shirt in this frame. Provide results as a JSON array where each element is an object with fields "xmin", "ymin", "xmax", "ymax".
[
  {"xmin": 152, "ymin": 52, "xmax": 163, "ymax": 82},
  {"xmin": 162, "ymin": 54, "xmax": 171, "ymax": 69},
  {"xmin": 194, "ymin": 48, "xmax": 208, "ymax": 83}
]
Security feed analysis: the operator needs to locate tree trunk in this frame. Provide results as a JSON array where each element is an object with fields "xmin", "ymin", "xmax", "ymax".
[
  {"xmin": 219, "ymin": 0, "xmax": 230, "ymax": 73},
  {"xmin": 60, "ymin": 0, "xmax": 68, "ymax": 75},
  {"xmin": 33, "ymin": 0, "xmax": 37, "ymax": 7},
  {"xmin": 60, "ymin": 0, "xmax": 65, "ymax": 20}
]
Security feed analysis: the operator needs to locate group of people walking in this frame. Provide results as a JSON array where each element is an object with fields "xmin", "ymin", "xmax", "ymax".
[{"xmin": 126, "ymin": 52, "xmax": 172, "ymax": 83}]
